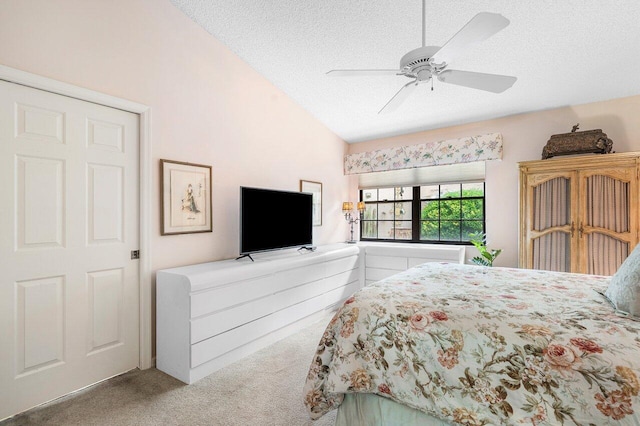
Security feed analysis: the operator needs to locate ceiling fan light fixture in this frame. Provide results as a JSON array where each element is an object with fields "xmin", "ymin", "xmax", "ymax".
[{"xmin": 415, "ymin": 69, "xmax": 433, "ymax": 82}]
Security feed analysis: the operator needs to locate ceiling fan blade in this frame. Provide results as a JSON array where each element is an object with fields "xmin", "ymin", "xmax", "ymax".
[
  {"xmin": 431, "ymin": 12, "xmax": 510, "ymax": 65},
  {"xmin": 378, "ymin": 80, "xmax": 419, "ymax": 114},
  {"xmin": 437, "ymin": 69, "xmax": 516, "ymax": 93},
  {"xmin": 326, "ymin": 69, "xmax": 399, "ymax": 77}
]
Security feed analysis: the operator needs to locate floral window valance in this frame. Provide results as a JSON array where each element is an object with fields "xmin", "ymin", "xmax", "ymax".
[{"xmin": 344, "ymin": 133, "xmax": 503, "ymax": 175}]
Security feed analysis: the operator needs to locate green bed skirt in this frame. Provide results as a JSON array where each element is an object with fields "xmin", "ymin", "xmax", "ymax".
[{"xmin": 335, "ymin": 393, "xmax": 453, "ymax": 426}]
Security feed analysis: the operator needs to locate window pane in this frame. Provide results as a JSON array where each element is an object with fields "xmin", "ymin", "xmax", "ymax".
[
  {"xmin": 378, "ymin": 202, "xmax": 395, "ymax": 220},
  {"xmin": 395, "ymin": 187, "xmax": 413, "ymax": 200},
  {"xmin": 378, "ymin": 188, "xmax": 394, "ymax": 201},
  {"xmin": 393, "ymin": 221, "xmax": 412, "ymax": 240},
  {"xmin": 420, "ymin": 185, "xmax": 439, "ymax": 199},
  {"xmin": 378, "ymin": 221, "xmax": 395, "ymax": 239},
  {"xmin": 440, "ymin": 199, "xmax": 461, "ymax": 220},
  {"xmin": 462, "ymin": 199, "xmax": 483, "ymax": 219},
  {"xmin": 462, "ymin": 182, "xmax": 484, "ymax": 195},
  {"xmin": 363, "ymin": 204, "xmax": 378, "ymax": 220},
  {"xmin": 362, "ymin": 189, "xmax": 377, "ymax": 202},
  {"xmin": 395, "ymin": 201, "xmax": 412, "ymax": 220},
  {"xmin": 462, "ymin": 221, "xmax": 483, "ymax": 241},
  {"xmin": 421, "ymin": 200, "xmax": 439, "ymax": 220},
  {"xmin": 420, "ymin": 221, "xmax": 439, "ymax": 240},
  {"xmin": 361, "ymin": 221, "xmax": 377, "ymax": 238},
  {"xmin": 440, "ymin": 184, "xmax": 461, "ymax": 198},
  {"xmin": 441, "ymin": 220, "xmax": 461, "ymax": 241}
]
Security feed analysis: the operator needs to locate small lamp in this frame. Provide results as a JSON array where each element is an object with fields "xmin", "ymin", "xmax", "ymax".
[{"xmin": 342, "ymin": 201, "xmax": 366, "ymax": 243}]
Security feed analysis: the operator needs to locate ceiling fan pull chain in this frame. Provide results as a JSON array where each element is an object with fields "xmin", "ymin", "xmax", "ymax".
[{"xmin": 431, "ymin": 78, "xmax": 434, "ymax": 91}]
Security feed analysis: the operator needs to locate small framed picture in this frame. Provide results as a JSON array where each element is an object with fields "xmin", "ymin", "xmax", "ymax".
[
  {"xmin": 300, "ymin": 180, "xmax": 322, "ymax": 226},
  {"xmin": 161, "ymin": 159, "xmax": 212, "ymax": 235}
]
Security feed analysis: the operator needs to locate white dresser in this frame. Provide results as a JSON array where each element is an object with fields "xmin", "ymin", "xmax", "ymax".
[
  {"xmin": 361, "ymin": 243, "xmax": 465, "ymax": 285},
  {"xmin": 156, "ymin": 244, "xmax": 361, "ymax": 384}
]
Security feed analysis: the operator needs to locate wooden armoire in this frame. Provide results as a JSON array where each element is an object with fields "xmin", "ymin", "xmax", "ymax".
[{"xmin": 519, "ymin": 152, "xmax": 640, "ymax": 275}]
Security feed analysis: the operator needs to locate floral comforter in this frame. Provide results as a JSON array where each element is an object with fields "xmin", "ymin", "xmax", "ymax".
[{"xmin": 303, "ymin": 263, "xmax": 640, "ymax": 425}]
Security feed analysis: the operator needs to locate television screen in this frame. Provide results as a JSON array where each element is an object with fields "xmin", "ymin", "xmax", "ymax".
[{"xmin": 240, "ymin": 186, "xmax": 313, "ymax": 255}]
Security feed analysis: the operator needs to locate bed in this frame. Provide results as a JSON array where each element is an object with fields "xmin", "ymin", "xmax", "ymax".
[{"xmin": 303, "ymin": 261, "xmax": 640, "ymax": 425}]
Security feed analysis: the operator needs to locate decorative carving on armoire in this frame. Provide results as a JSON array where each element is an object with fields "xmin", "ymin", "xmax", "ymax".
[
  {"xmin": 541, "ymin": 124, "xmax": 613, "ymax": 159},
  {"xmin": 527, "ymin": 172, "xmax": 573, "ymax": 187}
]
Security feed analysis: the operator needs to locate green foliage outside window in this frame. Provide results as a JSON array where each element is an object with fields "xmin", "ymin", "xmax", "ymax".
[{"xmin": 420, "ymin": 188, "xmax": 484, "ymax": 242}]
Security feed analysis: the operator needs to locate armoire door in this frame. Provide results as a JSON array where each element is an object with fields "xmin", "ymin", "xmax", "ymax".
[
  {"xmin": 0, "ymin": 80, "xmax": 140, "ymax": 420},
  {"xmin": 578, "ymin": 167, "xmax": 638, "ymax": 275},
  {"xmin": 522, "ymin": 171, "xmax": 579, "ymax": 272}
]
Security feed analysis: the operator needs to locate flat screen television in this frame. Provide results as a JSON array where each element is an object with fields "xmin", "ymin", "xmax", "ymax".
[{"xmin": 239, "ymin": 186, "xmax": 313, "ymax": 258}]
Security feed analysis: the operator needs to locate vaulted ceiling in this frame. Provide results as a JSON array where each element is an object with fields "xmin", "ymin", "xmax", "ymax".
[{"xmin": 170, "ymin": 1, "xmax": 640, "ymax": 143}]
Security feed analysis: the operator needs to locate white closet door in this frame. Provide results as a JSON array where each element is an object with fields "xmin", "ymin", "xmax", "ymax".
[{"xmin": 0, "ymin": 80, "xmax": 140, "ymax": 420}]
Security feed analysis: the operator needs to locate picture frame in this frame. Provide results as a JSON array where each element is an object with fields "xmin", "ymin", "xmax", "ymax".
[
  {"xmin": 161, "ymin": 159, "xmax": 212, "ymax": 235},
  {"xmin": 300, "ymin": 180, "xmax": 322, "ymax": 226}
]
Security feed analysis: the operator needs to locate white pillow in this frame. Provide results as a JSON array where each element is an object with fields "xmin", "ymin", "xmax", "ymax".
[{"xmin": 605, "ymin": 243, "xmax": 640, "ymax": 317}]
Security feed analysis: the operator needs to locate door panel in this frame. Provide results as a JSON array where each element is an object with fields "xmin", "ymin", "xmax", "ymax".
[
  {"xmin": 0, "ymin": 80, "xmax": 139, "ymax": 420},
  {"xmin": 87, "ymin": 268, "xmax": 125, "ymax": 354},
  {"xmin": 15, "ymin": 276, "xmax": 65, "ymax": 375},
  {"xmin": 16, "ymin": 156, "xmax": 65, "ymax": 249},
  {"xmin": 585, "ymin": 233, "xmax": 629, "ymax": 276},
  {"xmin": 87, "ymin": 164, "xmax": 124, "ymax": 243},
  {"xmin": 524, "ymin": 173, "xmax": 578, "ymax": 271},
  {"xmin": 532, "ymin": 232, "xmax": 571, "ymax": 272},
  {"xmin": 579, "ymin": 168, "xmax": 637, "ymax": 274},
  {"xmin": 15, "ymin": 103, "xmax": 65, "ymax": 144}
]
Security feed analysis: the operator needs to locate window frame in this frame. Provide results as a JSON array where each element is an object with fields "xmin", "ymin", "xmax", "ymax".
[{"xmin": 359, "ymin": 182, "xmax": 486, "ymax": 245}]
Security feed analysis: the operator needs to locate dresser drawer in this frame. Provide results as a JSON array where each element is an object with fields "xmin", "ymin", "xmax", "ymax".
[
  {"xmin": 325, "ymin": 254, "xmax": 359, "ymax": 276},
  {"xmin": 191, "ymin": 293, "xmax": 277, "ymax": 344},
  {"xmin": 190, "ymin": 274, "xmax": 276, "ymax": 318},
  {"xmin": 365, "ymin": 254, "xmax": 408, "ymax": 270}
]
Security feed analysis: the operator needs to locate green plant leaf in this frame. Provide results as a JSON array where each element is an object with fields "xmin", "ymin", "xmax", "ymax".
[{"xmin": 468, "ymin": 233, "xmax": 501, "ymax": 267}]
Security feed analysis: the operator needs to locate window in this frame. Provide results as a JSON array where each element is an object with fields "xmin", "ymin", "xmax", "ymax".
[{"xmin": 360, "ymin": 182, "xmax": 485, "ymax": 244}]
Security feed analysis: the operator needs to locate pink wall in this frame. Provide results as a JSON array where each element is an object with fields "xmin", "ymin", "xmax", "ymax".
[
  {"xmin": 349, "ymin": 95, "xmax": 640, "ymax": 267},
  {"xmin": 3, "ymin": 0, "xmax": 638, "ymax": 363},
  {"xmin": 0, "ymin": 0, "xmax": 353, "ymax": 271},
  {"xmin": 3, "ymin": 1, "xmax": 639, "ymax": 270}
]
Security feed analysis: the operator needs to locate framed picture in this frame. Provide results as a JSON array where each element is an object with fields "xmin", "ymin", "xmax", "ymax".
[
  {"xmin": 300, "ymin": 180, "xmax": 322, "ymax": 226},
  {"xmin": 161, "ymin": 159, "xmax": 212, "ymax": 235}
]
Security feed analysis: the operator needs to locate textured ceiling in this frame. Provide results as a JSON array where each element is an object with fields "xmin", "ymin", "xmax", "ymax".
[{"xmin": 170, "ymin": 0, "xmax": 640, "ymax": 143}]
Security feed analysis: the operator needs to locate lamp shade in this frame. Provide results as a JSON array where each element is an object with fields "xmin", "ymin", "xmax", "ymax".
[
  {"xmin": 342, "ymin": 202, "xmax": 353, "ymax": 212},
  {"xmin": 357, "ymin": 202, "xmax": 365, "ymax": 212}
]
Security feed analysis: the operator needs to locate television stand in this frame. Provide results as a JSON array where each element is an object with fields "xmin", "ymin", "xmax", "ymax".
[
  {"xmin": 235, "ymin": 254, "xmax": 254, "ymax": 262},
  {"xmin": 156, "ymin": 243, "xmax": 361, "ymax": 384},
  {"xmin": 298, "ymin": 245, "xmax": 316, "ymax": 252}
]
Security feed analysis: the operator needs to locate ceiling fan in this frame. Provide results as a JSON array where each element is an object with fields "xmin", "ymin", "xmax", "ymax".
[{"xmin": 327, "ymin": 1, "xmax": 517, "ymax": 114}]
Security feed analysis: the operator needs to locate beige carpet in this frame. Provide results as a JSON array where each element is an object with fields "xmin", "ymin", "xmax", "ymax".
[{"xmin": 2, "ymin": 312, "xmax": 337, "ymax": 426}]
